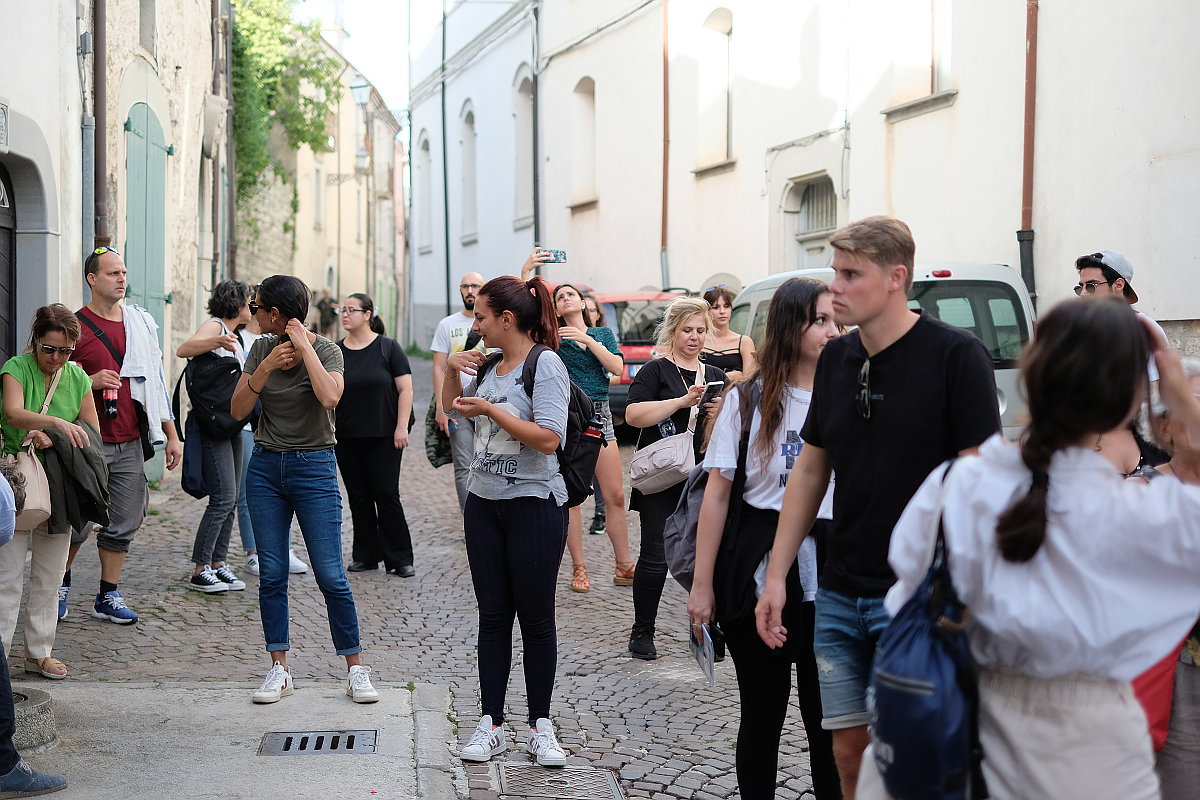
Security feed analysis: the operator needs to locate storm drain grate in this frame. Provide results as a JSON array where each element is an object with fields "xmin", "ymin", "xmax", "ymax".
[
  {"xmin": 498, "ymin": 763, "xmax": 624, "ymax": 800},
  {"xmin": 258, "ymin": 729, "xmax": 377, "ymax": 756}
]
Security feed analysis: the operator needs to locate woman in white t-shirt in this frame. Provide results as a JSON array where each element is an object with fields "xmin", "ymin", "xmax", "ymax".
[{"xmin": 688, "ymin": 277, "xmax": 842, "ymax": 800}]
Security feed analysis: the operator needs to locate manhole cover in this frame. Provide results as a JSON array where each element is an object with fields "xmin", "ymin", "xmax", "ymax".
[
  {"xmin": 258, "ymin": 730, "xmax": 377, "ymax": 756},
  {"xmin": 498, "ymin": 763, "xmax": 624, "ymax": 800}
]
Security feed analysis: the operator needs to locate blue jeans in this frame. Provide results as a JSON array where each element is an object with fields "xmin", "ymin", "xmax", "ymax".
[
  {"xmin": 236, "ymin": 428, "xmax": 255, "ymax": 552},
  {"xmin": 246, "ymin": 446, "xmax": 361, "ymax": 655},
  {"xmin": 813, "ymin": 587, "xmax": 890, "ymax": 729},
  {"xmin": 0, "ymin": 636, "xmax": 18, "ymax": 774},
  {"xmin": 190, "ymin": 431, "xmax": 242, "ymax": 565}
]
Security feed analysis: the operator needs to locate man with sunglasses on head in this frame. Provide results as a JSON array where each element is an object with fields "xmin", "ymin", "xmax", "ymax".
[
  {"xmin": 430, "ymin": 272, "xmax": 488, "ymax": 512},
  {"xmin": 58, "ymin": 246, "xmax": 181, "ymax": 625},
  {"xmin": 1075, "ymin": 250, "xmax": 1168, "ymax": 383},
  {"xmin": 754, "ymin": 216, "xmax": 1000, "ymax": 798}
]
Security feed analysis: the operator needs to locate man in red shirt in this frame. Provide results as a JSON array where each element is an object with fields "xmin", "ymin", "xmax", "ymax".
[{"xmin": 59, "ymin": 247, "xmax": 181, "ymax": 624}]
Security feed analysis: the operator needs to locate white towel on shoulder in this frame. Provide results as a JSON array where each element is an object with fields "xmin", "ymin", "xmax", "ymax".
[{"xmin": 120, "ymin": 304, "xmax": 173, "ymax": 446}]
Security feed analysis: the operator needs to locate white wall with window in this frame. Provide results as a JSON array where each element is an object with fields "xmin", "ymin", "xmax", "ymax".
[
  {"xmin": 459, "ymin": 101, "xmax": 478, "ymax": 242},
  {"xmin": 513, "ymin": 65, "xmax": 534, "ymax": 227},
  {"xmin": 570, "ymin": 77, "xmax": 597, "ymax": 206}
]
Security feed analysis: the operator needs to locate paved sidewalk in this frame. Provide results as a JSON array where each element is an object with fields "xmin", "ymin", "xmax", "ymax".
[{"xmin": 8, "ymin": 356, "xmax": 819, "ymax": 799}]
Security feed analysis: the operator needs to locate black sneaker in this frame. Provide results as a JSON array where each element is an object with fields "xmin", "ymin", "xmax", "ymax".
[
  {"xmin": 629, "ymin": 630, "xmax": 658, "ymax": 660},
  {"xmin": 188, "ymin": 568, "xmax": 229, "ymax": 593},
  {"xmin": 588, "ymin": 514, "xmax": 606, "ymax": 536}
]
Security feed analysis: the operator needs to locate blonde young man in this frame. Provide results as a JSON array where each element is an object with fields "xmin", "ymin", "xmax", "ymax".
[{"xmin": 755, "ymin": 217, "xmax": 1000, "ymax": 798}]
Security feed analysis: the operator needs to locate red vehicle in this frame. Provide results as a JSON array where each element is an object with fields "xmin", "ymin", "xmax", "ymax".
[{"xmin": 588, "ymin": 290, "xmax": 681, "ymax": 428}]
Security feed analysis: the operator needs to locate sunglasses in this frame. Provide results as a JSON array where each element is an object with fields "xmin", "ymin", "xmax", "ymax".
[
  {"xmin": 249, "ymin": 303, "xmax": 265, "ymax": 315},
  {"xmin": 92, "ymin": 246, "xmax": 121, "ymax": 256},
  {"xmin": 1073, "ymin": 280, "xmax": 1110, "ymax": 296},
  {"xmin": 39, "ymin": 343, "xmax": 76, "ymax": 356},
  {"xmin": 857, "ymin": 359, "xmax": 872, "ymax": 420},
  {"xmin": 704, "ymin": 284, "xmax": 727, "ymax": 292}
]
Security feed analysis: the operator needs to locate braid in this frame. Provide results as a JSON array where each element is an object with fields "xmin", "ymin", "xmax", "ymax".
[{"xmin": 995, "ymin": 423, "xmax": 1059, "ymax": 562}]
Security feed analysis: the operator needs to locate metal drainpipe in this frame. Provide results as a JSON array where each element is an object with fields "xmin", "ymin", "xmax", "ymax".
[
  {"xmin": 531, "ymin": 2, "xmax": 542, "ymax": 271},
  {"xmin": 211, "ymin": 0, "xmax": 221, "ymax": 286},
  {"xmin": 1017, "ymin": 0, "xmax": 1039, "ymax": 310},
  {"xmin": 225, "ymin": 3, "xmax": 237, "ymax": 278},
  {"xmin": 93, "ymin": 0, "xmax": 110, "ymax": 247},
  {"xmin": 440, "ymin": 2, "xmax": 453, "ymax": 316},
  {"xmin": 659, "ymin": 0, "xmax": 670, "ymax": 290}
]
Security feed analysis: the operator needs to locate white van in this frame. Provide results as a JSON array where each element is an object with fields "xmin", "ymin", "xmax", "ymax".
[{"xmin": 729, "ymin": 264, "xmax": 1036, "ymax": 438}]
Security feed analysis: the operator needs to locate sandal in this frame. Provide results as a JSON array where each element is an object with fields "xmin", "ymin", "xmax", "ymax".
[
  {"xmin": 571, "ymin": 564, "xmax": 591, "ymax": 593},
  {"xmin": 24, "ymin": 656, "xmax": 67, "ymax": 680},
  {"xmin": 613, "ymin": 561, "xmax": 635, "ymax": 586}
]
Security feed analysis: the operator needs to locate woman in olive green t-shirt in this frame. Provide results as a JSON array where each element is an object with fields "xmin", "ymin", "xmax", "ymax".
[{"xmin": 0, "ymin": 304, "xmax": 99, "ymax": 681}]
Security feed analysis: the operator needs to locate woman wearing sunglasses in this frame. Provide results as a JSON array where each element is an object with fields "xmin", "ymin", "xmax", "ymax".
[
  {"xmin": 0, "ymin": 304, "xmax": 99, "ymax": 680},
  {"xmin": 230, "ymin": 276, "xmax": 378, "ymax": 705}
]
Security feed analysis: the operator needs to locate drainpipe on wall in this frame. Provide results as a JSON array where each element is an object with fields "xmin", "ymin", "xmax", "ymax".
[
  {"xmin": 79, "ymin": 3, "xmax": 95, "ymax": 266},
  {"xmin": 211, "ymin": 0, "xmax": 222, "ymax": 286},
  {"xmin": 1017, "ymin": 0, "xmax": 1039, "ymax": 310},
  {"xmin": 225, "ymin": 3, "xmax": 237, "ymax": 278},
  {"xmin": 440, "ymin": 2, "xmax": 453, "ymax": 316},
  {"xmin": 93, "ymin": 0, "xmax": 110, "ymax": 247},
  {"xmin": 659, "ymin": 0, "xmax": 670, "ymax": 290},
  {"xmin": 530, "ymin": 1, "xmax": 542, "ymax": 268}
]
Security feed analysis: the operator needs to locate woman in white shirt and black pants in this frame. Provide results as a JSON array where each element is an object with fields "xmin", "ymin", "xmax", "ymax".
[
  {"xmin": 688, "ymin": 278, "xmax": 842, "ymax": 800},
  {"xmin": 857, "ymin": 298, "xmax": 1200, "ymax": 799}
]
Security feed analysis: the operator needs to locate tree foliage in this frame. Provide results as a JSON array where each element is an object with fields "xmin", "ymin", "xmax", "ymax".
[{"xmin": 231, "ymin": 0, "xmax": 343, "ymax": 202}]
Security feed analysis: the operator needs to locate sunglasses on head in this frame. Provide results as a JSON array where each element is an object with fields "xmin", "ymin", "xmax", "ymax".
[
  {"xmin": 39, "ymin": 343, "xmax": 75, "ymax": 356},
  {"xmin": 92, "ymin": 246, "xmax": 121, "ymax": 257}
]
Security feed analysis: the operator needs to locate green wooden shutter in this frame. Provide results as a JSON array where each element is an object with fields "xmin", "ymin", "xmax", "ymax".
[{"xmin": 123, "ymin": 102, "xmax": 168, "ymax": 346}]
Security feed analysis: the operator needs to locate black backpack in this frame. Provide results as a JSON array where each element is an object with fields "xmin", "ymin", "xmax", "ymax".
[{"xmin": 475, "ymin": 343, "xmax": 605, "ymax": 507}]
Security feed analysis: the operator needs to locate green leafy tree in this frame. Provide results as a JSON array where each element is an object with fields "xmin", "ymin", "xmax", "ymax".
[{"xmin": 231, "ymin": 0, "xmax": 343, "ymax": 202}]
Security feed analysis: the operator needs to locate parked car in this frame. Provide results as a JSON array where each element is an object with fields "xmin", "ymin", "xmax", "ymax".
[
  {"xmin": 589, "ymin": 290, "xmax": 682, "ymax": 427},
  {"xmin": 730, "ymin": 264, "xmax": 1036, "ymax": 438}
]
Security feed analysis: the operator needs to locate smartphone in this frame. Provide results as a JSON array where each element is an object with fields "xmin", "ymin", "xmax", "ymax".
[
  {"xmin": 540, "ymin": 248, "xmax": 567, "ymax": 263},
  {"xmin": 700, "ymin": 380, "xmax": 725, "ymax": 405}
]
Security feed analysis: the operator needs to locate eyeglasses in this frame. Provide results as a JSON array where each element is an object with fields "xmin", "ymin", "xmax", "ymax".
[
  {"xmin": 340, "ymin": 307, "xmax": 366, "ymax": 316},
  {"xmin": 857, "ymin": 359, "xmax": 872, "ymax": 420},
  {"xmin": 39, "ymin": 343, "xmax": 76, "ymax": 356},
  {"xmin": 460, "ymin": 283, "xmax": 482, "ymax": 291},
  {"xmin": 92, "ymin": 246, "xmax": 121, "ymax": 256},
  {"xmin": 1073, "ymin": 280, "xmax": 1111, "ymax": 296}
]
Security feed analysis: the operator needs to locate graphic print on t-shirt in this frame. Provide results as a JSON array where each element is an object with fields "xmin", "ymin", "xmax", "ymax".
[{"xmin": 472, "ymin": 387, "xmax": 522, "ymax": 479}]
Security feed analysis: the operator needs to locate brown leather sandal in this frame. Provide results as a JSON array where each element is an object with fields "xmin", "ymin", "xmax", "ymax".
[
  {"xmin": 571, "ymin": 563, "xmax": 591, "ymax": 593},
  {"xmin": 24, "ymin": 656, "xmax": 67, "ymax": 680},
  {"xmin": 613, "ymin": 561, "xmax": 635, "ymax": 586}
]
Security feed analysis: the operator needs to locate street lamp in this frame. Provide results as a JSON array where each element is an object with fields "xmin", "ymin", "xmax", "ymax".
[{"xmin": 349, "ymin": 73, "xmax": 370, "ymax": 108}]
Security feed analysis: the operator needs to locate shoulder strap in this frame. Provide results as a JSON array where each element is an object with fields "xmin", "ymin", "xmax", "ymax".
[
  {"xmin": 474, "ymin": 351, "xmax": 505, "ymax": 385},
  {"xmin": 78, "ymin": 311, "xmax": 124, "ymax": 367},
  {"xmin": 519, "ymin": 343, "xmax": 551, "ymax": 398},
  {"xmin": 40, "ymin": 368, "xmax": 64, "ymax": 414}
]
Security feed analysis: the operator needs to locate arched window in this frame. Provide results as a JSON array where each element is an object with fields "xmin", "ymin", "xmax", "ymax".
[
  {"xmin": 697, "ymin": 8, "xmax": 733, "ymax": 166},
  {"xmin": 783, "ymin": 175, "xmax": 837, "ymax": 269},
  {"xmin": 460, "ymin": 102, "xmax": 478, "ymax": 241},
  {"xmin": 417, "ymin": 132, "xmax": 432, "ymax": 251},
  {"xmin": 513, "ymin": 66, "xmax": 534, "ymax": 226},
  {"xmin": 571, "ymin": 77, "xmax": 597, "ymax": 206}
]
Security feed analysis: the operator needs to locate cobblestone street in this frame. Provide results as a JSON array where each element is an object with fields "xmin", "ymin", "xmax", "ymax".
[{"xmin": 17, "ymin": 357, "xmax": 818, "ymax": 799}]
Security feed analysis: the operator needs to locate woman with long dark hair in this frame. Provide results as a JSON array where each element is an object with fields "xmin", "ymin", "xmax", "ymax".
[
  {"xmin": 230, "ymin": 275, "xmax": 377, "ymax": 705},
  {"xmin": 442, "ymin": 275, "xmax": 571, "ymax": 768},
  {"xmin": 176, "ymin": 279, "xmax": 252, "ymax": 593},
  {"xmin": 550, "ymin": 282, "xmax": 635, "ymax": 593},
  {"xmin": 625, "ymin": 296, "xmax": 727, "ymax": 660},
  {"xmin": 852, "ymin": 298, "xmax": 1200, "ymax": 798},
  {"xmin": 688, "ymin": 278, "xmax": 841, "ymax": 799},
  {"xmin": 336, "ymin": 292, "xmax": 416, "ymax": 577}
]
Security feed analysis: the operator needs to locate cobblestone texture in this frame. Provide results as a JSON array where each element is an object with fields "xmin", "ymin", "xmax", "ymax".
[{"xmin": 11, "ymin": 358, "xmax": 817, "ymax": 799}]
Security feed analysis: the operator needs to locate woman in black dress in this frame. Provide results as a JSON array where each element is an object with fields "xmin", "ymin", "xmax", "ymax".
[{"xmin": 701, "ymin": 286, "xmax": 756, "ymax": 381}]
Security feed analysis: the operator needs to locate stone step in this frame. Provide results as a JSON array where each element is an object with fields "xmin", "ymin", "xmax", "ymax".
[{"xmin": 13, "ymin": 687, "xmax": 58, "ymax": 754}]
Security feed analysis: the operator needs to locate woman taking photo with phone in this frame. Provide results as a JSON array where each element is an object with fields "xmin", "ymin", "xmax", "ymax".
[
  {"xmin": 551, "ymin": 282, "xmax": 635, "ymax": 593},
  {"xmin": 701, "ymin": 286, "xmax": 756, "ymax": 382},
  {"xmin": 625, "ymin": 296, "xmax": 727, "ymax": 660},
  {"xmin": 0, "ymin": 304, "xmax": 99, "ymax": 681},
  {"xmin": 442, "ymin": 274, "xmax": 571, "ymax": 768},
  {"xmin": 335, "ymin": 292, "xmax": 416, "ymax": 577},
  {"xmin": 688, "ymin": 279, "xmax": 841, "ymax": 799},
  {"xmin": 230, "ymin": 275, "xmax": 378, "ymax": 705}
]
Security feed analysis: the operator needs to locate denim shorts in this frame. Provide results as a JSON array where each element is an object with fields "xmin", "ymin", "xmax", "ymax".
[
  {"xmin": 594, "ymin": 400, "xmax": 616, "ymax": 443},
  {"xmin": 813, "ymin": 587, "xmax": 891, "ymax": 729}
]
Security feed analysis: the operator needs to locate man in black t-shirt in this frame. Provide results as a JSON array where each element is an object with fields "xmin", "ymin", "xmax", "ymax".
[{"xmin": 755, "ymin": 216, "xmax": 1000, "ymax": 797}]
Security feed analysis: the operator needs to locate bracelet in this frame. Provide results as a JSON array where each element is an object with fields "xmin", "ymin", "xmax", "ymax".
[{"xmin": 247, "ymin": 382, "xmax": 262, "ymax": 395}]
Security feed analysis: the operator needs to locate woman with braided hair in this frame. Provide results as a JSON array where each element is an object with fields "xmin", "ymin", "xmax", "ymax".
[{"xmin": 857, "ymin": 298, "xmax": 1200, "ymax": 799}]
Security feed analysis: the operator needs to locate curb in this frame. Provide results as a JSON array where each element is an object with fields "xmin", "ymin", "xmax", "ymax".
[{"xmin": 413, "ymin": 683, "xmax": 464, "ymax": 800}]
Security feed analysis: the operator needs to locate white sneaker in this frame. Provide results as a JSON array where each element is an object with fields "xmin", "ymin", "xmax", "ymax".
[
  {"xmin": 252, "ymin": 662, "xmax": 293, "ymax": 704},
  {"xmin": 288, "ymin": 549, "xmax": 309, "ymax": 574},
  {"xmin": 527, "ymin": 718, "xmax": 566, "ymax": 767},
  {"xmin": 188, "ymin": 567, "xmax": 229, "ymax": 593},
  {"xmin": 245, "ymin": 554, "xmax": 260, "ymax": 576},
  {"xmin": 460, "ymin": 716, "xmax": 508, "ymax": 762},
  {"xmin": 214, "ymin": 564, "xmax": 246, "ymax": 591},
  {"xmin": 347, "ymin": 665, "xmax": 379, "ymax": 703}
]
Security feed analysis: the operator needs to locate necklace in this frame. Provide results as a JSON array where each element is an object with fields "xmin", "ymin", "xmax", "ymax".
[{"xmin": 669, "ymin": 357, "xmax": 699, "ymax": 392}]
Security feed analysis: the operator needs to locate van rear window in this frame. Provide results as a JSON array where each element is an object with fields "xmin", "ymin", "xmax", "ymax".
[{"xmin": 908, "ymin": 280, "xmax": 1028, "ymax": 368}]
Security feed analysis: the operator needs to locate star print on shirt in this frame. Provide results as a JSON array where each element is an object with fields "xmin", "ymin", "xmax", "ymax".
[{"xmin": 781, "ymin": 430, "xmax": 804, "ymax": 469}]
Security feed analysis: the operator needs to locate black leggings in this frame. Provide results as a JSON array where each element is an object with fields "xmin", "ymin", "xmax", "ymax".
[
  {"xmin": 724, "ymin": 602, "xmax": 842, "ymax": 800},
  {"xmin": 335, "ymin": 437, "xmax": 414, "ymax": 569},
  {"xmin": 631, "ymin": 484, "xmax": 684, "ymax": 636},
  {"xmin": 464, "ymin": 493, "xmax": 568, "ymax": 725}
]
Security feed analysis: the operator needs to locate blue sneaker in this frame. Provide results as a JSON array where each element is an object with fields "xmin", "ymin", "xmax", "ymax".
[
  {"xmin": 0, "ymin": 759, "xmax": 67, "ymax": 796},
  {"xmin": 90, "ymin": 590, "xmax": 139, "ymax": 625},
  {"xmin": 57, "ymin": 585, "xmax": 69, "ymax": 620}
]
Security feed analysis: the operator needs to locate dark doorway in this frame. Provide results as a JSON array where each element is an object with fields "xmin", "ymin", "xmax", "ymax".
[{"xmin": 0, "ymin": 162, "xmax": 16, "ymax": 362}]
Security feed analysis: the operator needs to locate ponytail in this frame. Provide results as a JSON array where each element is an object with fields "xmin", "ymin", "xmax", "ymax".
[
  {"xmin": 478, "ymin": 275, "xmax": 560, "ymax": 350},
  {"xmin": 348, "ymin": 292, "xmax": 386, "ymax": 335},
  {"xmin": 995, "ymin": 424, "xmax": 1057, "ymax": 562}
]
